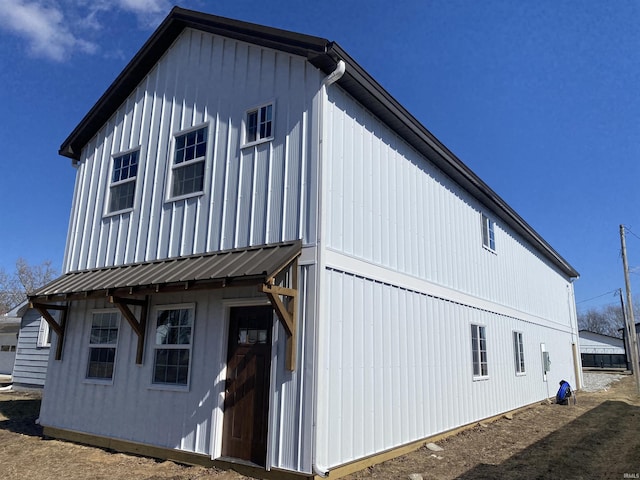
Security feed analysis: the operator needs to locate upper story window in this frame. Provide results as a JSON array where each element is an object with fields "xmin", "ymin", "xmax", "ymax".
[
  {"xmin": 170, "ymin": 126, "xmax": 207, "ymax": 199},
  {"xmin": 108, "ymin": 150, "xmax": 138, "ymax": 213},
  {"xmin": 37, "ymin": 316, "xmax": 53, "ymax": 348},
  {"xmin": 481, "ymin": 213, "xmax": 496, "ymax": 251},
  {"xmin": 244, "ymin": 103, "xmax": 273, "ymax": 145}
]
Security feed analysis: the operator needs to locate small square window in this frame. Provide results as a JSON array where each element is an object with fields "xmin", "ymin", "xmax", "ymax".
[
  {"xmin": 245, "ymin": 103, "xmax": 273, "ymax": 144},
  {"xmin": 108, "ymin": 150, "xmax": 139, "ymax": 213},
  {"xmin": 171, "ymin": 127, "xmax": 207, "ymax": 198},
  {"xmin": 481, "ymin": 213, "xmax": 496, "ymax": 251}
]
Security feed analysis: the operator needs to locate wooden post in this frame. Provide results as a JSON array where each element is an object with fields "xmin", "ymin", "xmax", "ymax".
[{"xmin": 620, "ymin": 224, "xmax": 640, "ymax": 394}]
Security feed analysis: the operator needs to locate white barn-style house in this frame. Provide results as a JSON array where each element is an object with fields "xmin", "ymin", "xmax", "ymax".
[{"xmin": 31, "ymin": 8, "xmax": 581, "ymax": 479}]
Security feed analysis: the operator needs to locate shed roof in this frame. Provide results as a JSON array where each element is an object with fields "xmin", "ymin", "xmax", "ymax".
[
  {"xmin": 58, "ymin": 7, "xmax": 578, "ymax": 279},
  {"xmin": 29, "ymin": 241, "xmax": 301, "ymax": 303}
]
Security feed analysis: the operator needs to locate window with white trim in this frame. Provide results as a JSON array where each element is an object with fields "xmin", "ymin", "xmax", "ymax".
[
  {"xmin": 514, "ymin": 331, "xmax": 525, "ymax": 374},
  {"xmin": 152, "ymin": 305, "xmax": 194, "ymax": 386},
  {"xmin": 170, "ymin": 127, "xmax": 207, "ymax": 198},
  {"xmin": 86, "ymin": 311, "xmax": 120, "ymax": 380},
  {"xmin": 481, "ymin": 213, "xmax": 496, "ymax": 251},
  {"xmin": 244, "ymin": 103, "xmax": 273, "ymax": 144},
  {"xmin": 109, "ymin": 150, "xmax": 138, "ymax": 213},
  {"xmin": 37, "ymin": 316, "xmax": 52, "ymax": 348},
  {"xmin": 471, "ymin": 324, "xmax": 488, "ymax": 378}
]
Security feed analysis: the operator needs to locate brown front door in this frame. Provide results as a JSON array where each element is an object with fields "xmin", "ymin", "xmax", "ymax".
[{"xmin": 222, "ymin": 306, "xmax": 273, "ymax": 465}]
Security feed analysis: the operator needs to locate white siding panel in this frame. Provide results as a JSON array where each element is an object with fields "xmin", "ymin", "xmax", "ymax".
[
  {"xmin": 316, "ymin": 268, "xmax": 578, "ymax": 469},
  {"xmin": 325, "ymin": 87, "xmax": 574, "ymax": 324},
  {"xmin": 65, "ymin": 29, "xmax": 321, "ymax": 273}
]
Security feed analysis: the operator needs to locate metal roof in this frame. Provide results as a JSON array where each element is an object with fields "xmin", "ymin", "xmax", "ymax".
[
  {"xmin": 57, "ymin": 7, "xmax": 578, "ymax": 279},
  {"xmin": 29, "ymin": 241, "xmax": 301, "ymax": 303}
]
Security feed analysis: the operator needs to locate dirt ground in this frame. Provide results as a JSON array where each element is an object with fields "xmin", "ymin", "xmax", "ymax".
[{"xmin": 1, "ymin": 375, "xmax": 639, "ymax": 480}]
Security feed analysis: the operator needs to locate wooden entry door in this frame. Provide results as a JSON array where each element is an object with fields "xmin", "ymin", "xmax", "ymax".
[{"xmin": 222, "ymin": 306, "xmax": 273, "ymax": 465}]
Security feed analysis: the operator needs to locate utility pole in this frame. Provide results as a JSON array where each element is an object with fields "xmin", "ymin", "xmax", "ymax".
[{"xmin": 620, "ymin": 224, "xmax": 640, "ymax": 394}]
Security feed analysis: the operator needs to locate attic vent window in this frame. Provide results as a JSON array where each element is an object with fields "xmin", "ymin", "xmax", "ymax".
[
  {"xmin": 244, "ymin": 103, "xmax": 273, "ymax": 145},
  {"xmin": 108, "ymin": 150, "xmax": 138, "ymax": 213},
  {"xmin": 171, "ymin": 126, "xmax": 207, "ymax": 198}
]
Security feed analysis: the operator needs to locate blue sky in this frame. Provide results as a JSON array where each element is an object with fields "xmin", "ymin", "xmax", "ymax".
[{"xmin": 0, "ymin": 0, "xmax": 639, "ymax": 312}]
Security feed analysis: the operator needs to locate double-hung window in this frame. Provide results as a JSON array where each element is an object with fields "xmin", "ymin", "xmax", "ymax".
[
  {"xmin": 86, "ymin": 311, "xmax": 120, "ymax": 381},
  {"xmin": 514, "ymin": 331, "xmax": 525, "ymax": 374},
  {"xmin": 152, "ymin": 305, "xmax": 194, "ymax": 387},
  {"xmin": 481, "ymin": 213, "xmax": 496, "ymax": 251},
  {"xmin": 471, "ymin": 324, "xmax": 488, "ymax": 378},
  {"xmin": 245, "ymin": 103, "xmax": 273, "ymax": 144},
  {"xmin": 109, "ymin": 150, "xmax": 138, "ymax": 213},
  {"xmin": 171, "ymin": 126, "xmax": 207, "ymax": 198}
]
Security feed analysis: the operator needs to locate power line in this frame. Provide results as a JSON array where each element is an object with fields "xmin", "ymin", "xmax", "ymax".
[
  {"xmin": 624, "ymin": 226, "xmax": 640, "ymax": 243},
  {"xmin": 576, "ymin": 289, "xmax": 620, "ymax": 304}
]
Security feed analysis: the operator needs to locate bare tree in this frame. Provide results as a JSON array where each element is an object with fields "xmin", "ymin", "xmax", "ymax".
[
  {"xmin": 577, "ymin": 298, "xmax": 640, "ymax": 339},
  {"xmin": 0, "ymin": 258, "xmax": 57, "ymax": 314}
]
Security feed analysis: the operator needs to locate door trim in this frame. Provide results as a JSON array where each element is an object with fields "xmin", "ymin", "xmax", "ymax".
[{"xmin": 212, "ymin": 299, "xmax": 274, "ymax": 468}]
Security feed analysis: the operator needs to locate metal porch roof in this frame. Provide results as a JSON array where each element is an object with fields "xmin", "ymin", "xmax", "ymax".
[{"xmin": 30, "ymin": 241, "xmax": 301, "ymax": 303}]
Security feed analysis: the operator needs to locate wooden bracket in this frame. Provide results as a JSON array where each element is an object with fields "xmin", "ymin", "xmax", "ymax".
[
  {"xmin": 260, "ymin": 258, "xmax": 298, "ymax": 371},
  {"xmin": 109, "ymin": 295, "xmax": 148, "ymax": 365},
  {"xmin": 30, "ymin": 302, "xmax": 68, "ymax": 361}
]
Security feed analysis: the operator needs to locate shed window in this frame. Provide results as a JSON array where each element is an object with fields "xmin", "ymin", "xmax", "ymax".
[
  {"xmin": 109, "ymin": 150, "xmax": 138, "ymax": 213},
  {"xmin": 481, "ymin": 213, "xmax": 496, "ymax": 251},
  {"xmin": 471, "ymin": 324, "xmax": 488, "ymax": 378},
  {"xmin": 37, "ymin": 317, "xmax": 52, "ymax": 348},
  {"xmin": 171, "ymin": 127, "xmax": 207, "ymax": 198},
  {"xmin": 86, "ymin": 311, "xmax": 119, "ymax": 381},
  {"xmin": 514, "ymin": 331, "xmax": 525, "ymax": 374},
  {"xmin": 152, "ymin": 305, "xmax": 194, "ymax": 387},
  {"xmin": 245, "ymin": 103, "xmax": 273, "ymax": 144}
]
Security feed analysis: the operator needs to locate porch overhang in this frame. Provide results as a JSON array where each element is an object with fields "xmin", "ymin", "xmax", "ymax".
[{"xmin": 29, "ymin": 241, "xmax": 302, "ymax": 367}]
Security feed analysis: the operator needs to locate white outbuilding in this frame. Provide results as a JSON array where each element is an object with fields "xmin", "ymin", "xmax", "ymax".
[{"xmin": 30, "ymin": 8, "xmax": 581, "ymax": 479}]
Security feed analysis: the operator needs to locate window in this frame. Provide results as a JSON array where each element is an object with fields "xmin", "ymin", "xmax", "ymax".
[
  {"xmin": 171, "ymin": 127, "xmax": 207, "ymax": 198},
  {"xmin": 471, "ymin": 324, "xmax": 488, "ymax": 378},
  {"xmin": 514, "ymin": 331, "xmax": 525, "ymax": 374},
  {"xmin": 245, "ymin": 103, "xmax": 273, "ymax": 144},
  {"xmin": 481, "ymin": 213, "xmax": 496, "ymax": 251},
  {"xmin": 152, "ymin": 305, "xmax": 194, "ymax": 386},
  {"xmin": 0, "ymin": 345, "xmax": 15, "ymax": 352},
  {"xmin": 37, "ymin": 317, "xmax": 52, "ymax": 348},
  {"xmin": 86, "ymin": 311, "xmax": 120, "ymax": 380},
  {"xmin": 109, "ymin": 150, "xmax": 138, "ymax": 213}
]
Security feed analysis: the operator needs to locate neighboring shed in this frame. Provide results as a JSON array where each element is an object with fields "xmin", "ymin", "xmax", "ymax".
[
  {"xmin": 10, "ymin": 301, "xmax": 53, "ymax": 389},
  {"xmin": 578, "ymin": 330, "xmax": 626, "ymax": 369},
  {"xmin": 0, "ymin": 312, "xmax": 20, "ymax": 376},
  {"xmin": 30, "ymin": 7, "xmax": 581, "ymax": 479}
]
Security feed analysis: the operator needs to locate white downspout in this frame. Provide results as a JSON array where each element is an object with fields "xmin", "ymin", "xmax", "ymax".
[{"xmin": 312, "ymin": 59, "xmax": 345, "ymax": 479}]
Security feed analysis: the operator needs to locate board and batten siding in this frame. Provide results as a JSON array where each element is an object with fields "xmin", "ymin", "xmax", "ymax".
[
  {"xmin": 315, "ymin": 269, "xmax": 577, "ymax": 468},
  {"xmin": 324, "ymin": 87, "xmax": 575, "ymax": 324},
  {"xmin": 39, "ymin": 275, "xmax": 316, "ymax": 472},
  {"xmin": 315, "ymin": 86, "xmax": 579, "ymax": 468},
  {"xmin": 12, "ymin": 309, "xmax": 50, "ymax": 387},
  {"xmin": 63, "ymin": 28, "xmax": 321, "ymax": 273}
]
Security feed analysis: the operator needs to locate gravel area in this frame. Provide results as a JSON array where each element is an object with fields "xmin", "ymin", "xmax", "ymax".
[{"xmin": 581, "ymin": 371, "xmax": 627, "ymax": 392}]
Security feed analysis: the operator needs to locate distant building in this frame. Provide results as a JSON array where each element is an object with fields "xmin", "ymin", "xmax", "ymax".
[
  {"xmin": 9, "ymin": 301, "xmax": 53, "ymax": 389},
  {"xmin": 578, "ymin": 330, "xmax": 626, "ymax": 369},
  {"xmin": 0, "ymin": 310, "xmax": 20, "ymax": 377}
]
